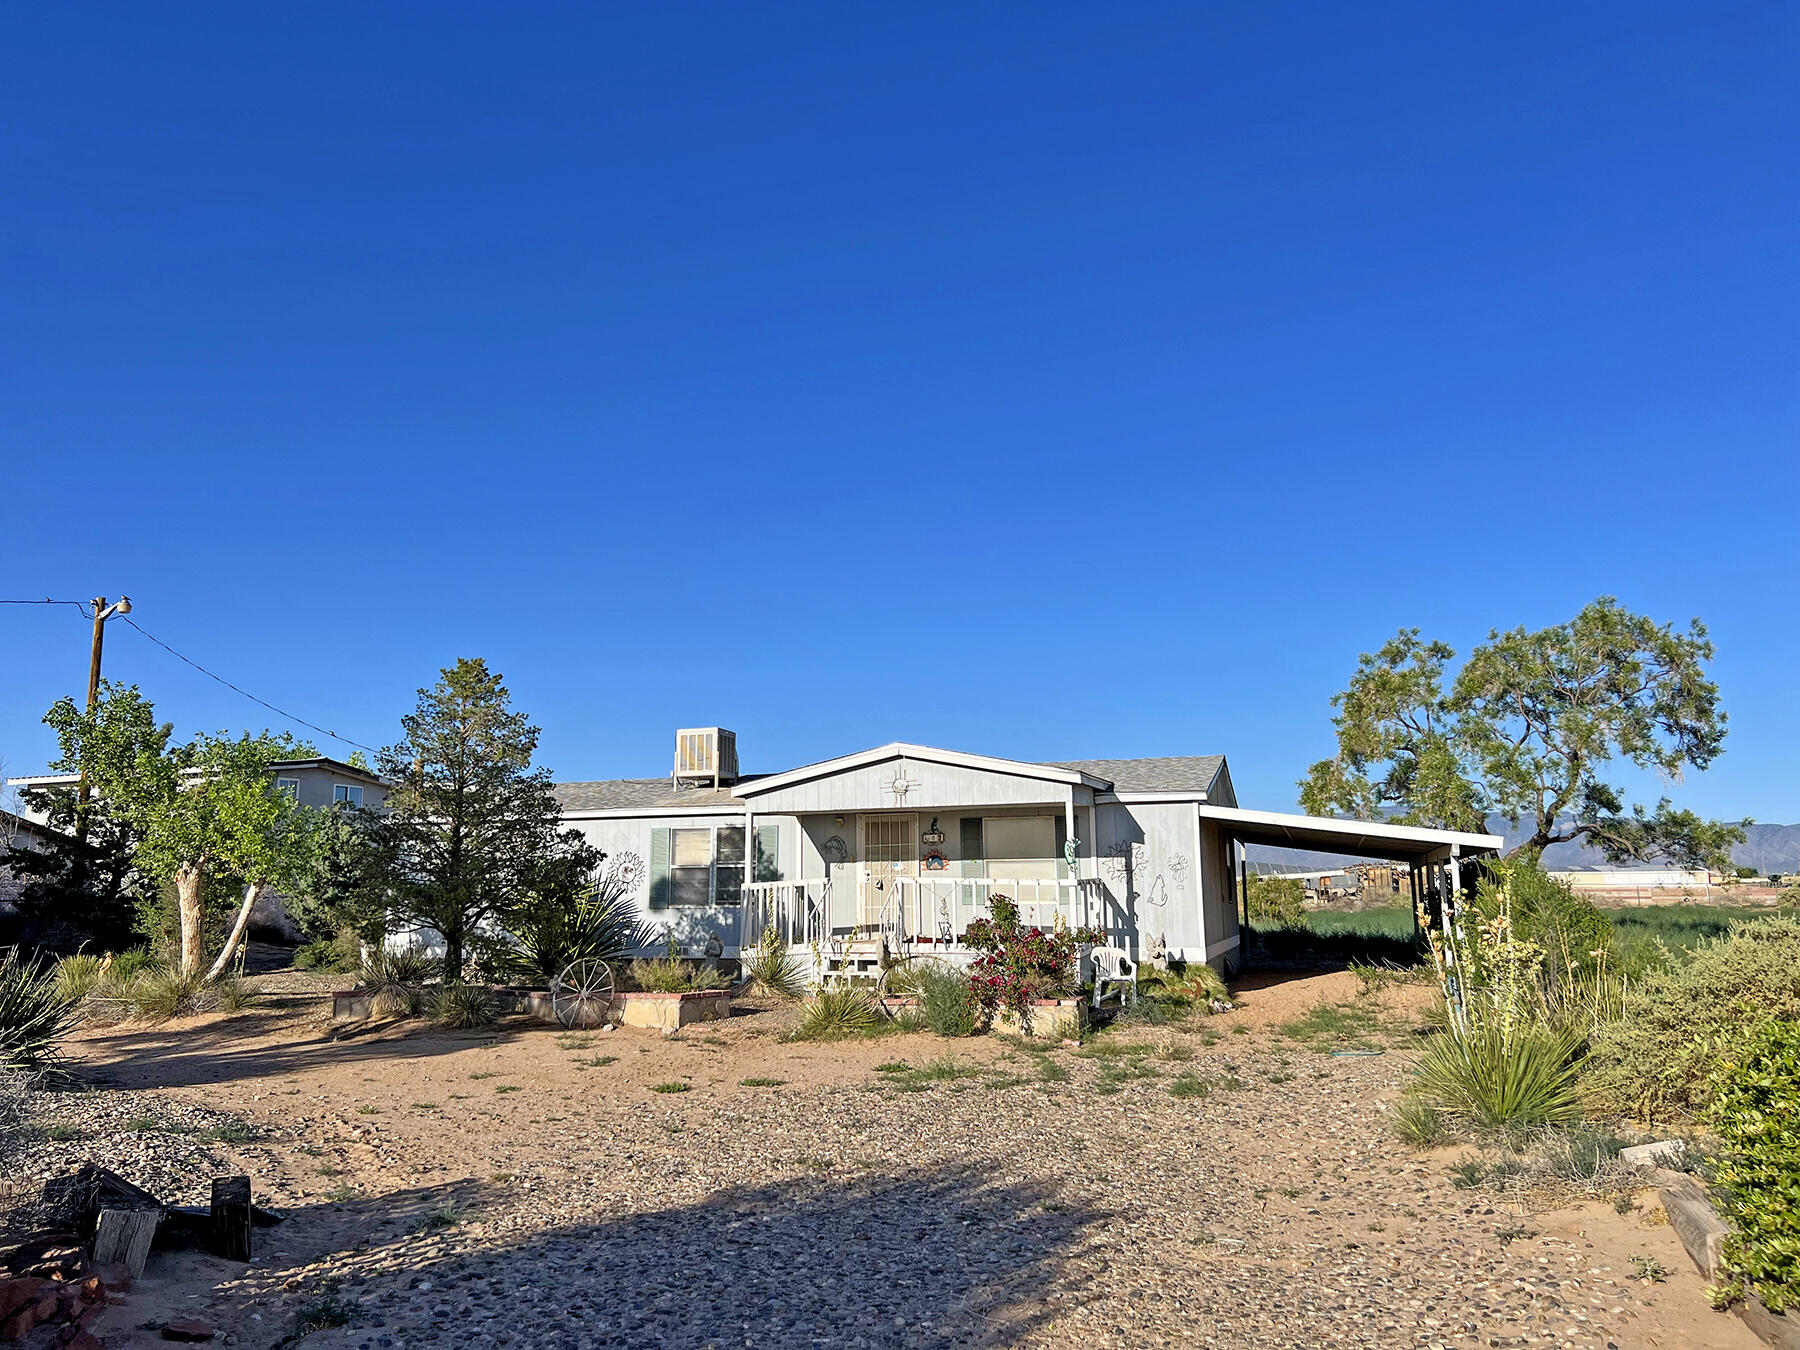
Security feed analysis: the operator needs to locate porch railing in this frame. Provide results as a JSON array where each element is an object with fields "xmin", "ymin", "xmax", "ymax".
[{"xmin": 739, "ymin": 875, "xmax": 1112, "ymax": 955}]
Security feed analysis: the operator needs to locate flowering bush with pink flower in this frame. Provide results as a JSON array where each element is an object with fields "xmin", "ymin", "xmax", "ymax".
[{"xmin": 962, "ymin": 895, "xmax": 1103, "ymax": 1024}]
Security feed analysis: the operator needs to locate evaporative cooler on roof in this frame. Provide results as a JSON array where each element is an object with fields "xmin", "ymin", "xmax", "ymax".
[{"xmin": 673, "ymin": 728, "xmax": 738, "ymax": 790}]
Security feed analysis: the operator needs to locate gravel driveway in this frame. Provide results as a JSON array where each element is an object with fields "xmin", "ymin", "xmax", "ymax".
[{"xmin": 22, "ymin": 972, "xmax": 1753, "ymax": 1350}]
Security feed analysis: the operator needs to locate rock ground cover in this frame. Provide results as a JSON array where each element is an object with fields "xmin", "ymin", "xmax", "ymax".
[{"xmin": 14, "ymin": 971, "xmax": 1757, "ymax": 1350}]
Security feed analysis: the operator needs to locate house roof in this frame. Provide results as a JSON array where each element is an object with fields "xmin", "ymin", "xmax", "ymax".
[
  {"xmin": 553, "ymin": 747, "xmax": 1228, "ymax": 814},
  {"xmin": 1050, "ymin": 755, "xmax": 1225, "ymax": 794}
]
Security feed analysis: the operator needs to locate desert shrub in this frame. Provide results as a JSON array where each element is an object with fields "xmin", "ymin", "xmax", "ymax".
[
  {"xmin": 1413, "ymin": 1019, "xmax": 1583, "ymax": 1130},
  {"xmin": 742, "ymin": 924, "xmax": 805, "ymax": 1000},
  {"xmin": 210, "ymin": 974, "xmax": 258, "ymax": 1012},
  {"xmin": 429, "ymin": 983, "xmax": 497, "ymax": 1029},
  {"xmin": 107, "ymin": 947, "xmax": 156, "ymax": 985},
  {"xmin": 1583, "ymin": 916, "xmax": 1800, "ymax": 1120},
  {"xmin": 626, "ymin": 957, "xmax": 730, "ymax": 993},
  {"xmin": 128, "ymin": 966, "xmax": 206, "ymax": 1021},
  {"xmin": 796, "ymin": 986, "xmax": 878, "ymax": 1040},
  {"xmin": 53, "ymin": 953, "xmax": 105, "ymax": 1005},
  {"xmin": 294, "ymin": 930, "xmax": 361, "ymax": 973},
  {"xmin": 0, "ymin": 948, "xmax": 75, "ymax": 1073},
  {"xmin": 1389, "ymin": 1095, "xmax": 1448, "ymax": 1147},
  {"xmin": 1703, "ymin": 1020, "xmax": 1800, "ymax": 1313},
  {"xmin": 1245, "ymin": 875, "xmax": 1307, "ymax": 927},
  {"xmin": 1472, "ymin": 863, "xmax": 1611, "ymax": 984},
  {"xmin": 903, "ymin": 961, "xmax": 977, "ymax": 1037},
  {"xmin": 963, "ymin": 896, "xmax": 1100, "ymax": 1023},
  {"xmin": 491, "ymin": 857, "xmax": 652, "ymax": 985}
]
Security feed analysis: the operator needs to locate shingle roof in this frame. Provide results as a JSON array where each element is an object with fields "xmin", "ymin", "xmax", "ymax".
[
  {"xmin": 1048, "ymin": 755, "xmax": 1225, "ymax": 794},
  {"xmin": 551, "ymin": 779, "xmax": 753, "ymax": 812},
  {"xmin": 554, "ymin": 753, "xmax": 1225, "ymax": 812}
]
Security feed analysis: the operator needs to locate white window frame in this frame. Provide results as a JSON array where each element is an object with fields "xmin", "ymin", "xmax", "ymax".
[
  {"xmin": 668, "ymin": 824, "xmax": 746, "ymax": 908},
  {"xmin": 275, "ymin": 778, "xmax": 301, "ymax": 801},
  {"xmin": 333, "ymin": 783, "xmax": 364, "ymax": 807}
]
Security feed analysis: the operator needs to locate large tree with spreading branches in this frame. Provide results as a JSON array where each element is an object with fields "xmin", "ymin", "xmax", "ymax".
[{"xmin": 1299, "ymin": 597, "xmax": 1746, "ymax": 869}]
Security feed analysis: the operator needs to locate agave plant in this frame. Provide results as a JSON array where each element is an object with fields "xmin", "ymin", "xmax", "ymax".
[{"xmin": 0, "ymin": 947, "xmax": 76, "ymax": 1073}]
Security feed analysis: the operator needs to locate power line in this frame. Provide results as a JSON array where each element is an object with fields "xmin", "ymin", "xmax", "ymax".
[
  {"xmin": 3, "ymin": 598, "xmax": 380, "ymax": 755},
  {"xmin": 116, "ymin": 617, "xmax": 379, "ymax": 754}
]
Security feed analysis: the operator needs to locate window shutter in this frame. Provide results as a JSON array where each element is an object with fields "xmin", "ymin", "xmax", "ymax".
[
  {"xmin": 648, "ymin": 828, "xmax": 671, "ymax": 909},
  {"xmin": 959, "ymin": 817, "xmax": 983, "ymax": 877},
  {"xmin": 755, "ymin": 824, "xmax": 781, "ymax": 881}
]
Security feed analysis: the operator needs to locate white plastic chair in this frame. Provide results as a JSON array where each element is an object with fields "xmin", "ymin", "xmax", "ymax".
[{"xmin": 1089, "ymin": 945, "xmax": 1137, "ymax": 1009}]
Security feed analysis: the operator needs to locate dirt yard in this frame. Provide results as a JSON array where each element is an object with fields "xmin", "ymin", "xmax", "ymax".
[{"xmin": 15, "ymin": 970, "xmax": 1759, "ymax": 1350}]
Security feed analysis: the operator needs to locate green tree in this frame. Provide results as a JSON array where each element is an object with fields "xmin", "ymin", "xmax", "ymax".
[
  {"xmin": 48, "ymin": 683, "xmax": 322, "ymax": 976},
  {"xmin": 370, "ymin": 658, "xmax": 597, "ymax": 980},
  {"xmin": 1300, "ymin": 598, "xmax": 1746, "ymax": 870}
]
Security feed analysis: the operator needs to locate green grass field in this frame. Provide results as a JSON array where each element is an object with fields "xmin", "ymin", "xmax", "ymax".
[{"xmin": 1245, "ymin": 900, "xmax": 1797, "ymax": 969}]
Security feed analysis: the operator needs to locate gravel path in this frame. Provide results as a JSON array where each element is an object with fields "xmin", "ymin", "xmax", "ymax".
[{"xmin": 45, "ymin": 975, "xmax": 1751, "ymax": 1350}]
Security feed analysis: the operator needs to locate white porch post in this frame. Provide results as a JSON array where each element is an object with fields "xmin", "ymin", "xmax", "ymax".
[
  {"xmin": 744, "ymin": 807, "xmax": 756, "ymax": 946},
  {"xmin": 1064, "ymin": 792, "xmax": 1079, "ymax": 930}
]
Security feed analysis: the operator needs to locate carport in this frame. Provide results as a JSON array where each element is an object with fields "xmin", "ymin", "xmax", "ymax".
[{"xmin": 1198, "ymin": 805, "xmax": 1505, "ymax": 937}]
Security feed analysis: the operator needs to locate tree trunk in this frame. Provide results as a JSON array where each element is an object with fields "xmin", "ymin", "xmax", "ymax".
[
  {"xmin": 176, "ymin": 865, "xmax": 207, "ymax": 978},
  {"xmin": 205, "ymin": 882, "xmax": 265, "ymax": 983},
  {"xmin": 441, "ymin": 926, "xmax": 463, "ymax": 983}
]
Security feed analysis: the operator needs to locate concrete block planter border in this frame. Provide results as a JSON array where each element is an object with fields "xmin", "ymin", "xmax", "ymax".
[
  {"xmin": 990, "ymin": 998, "xmax": 1086, "ymax": 1039},
  {"xmin": 331, "ymin": 986, "xmax": 731, "ymax": 1030}
]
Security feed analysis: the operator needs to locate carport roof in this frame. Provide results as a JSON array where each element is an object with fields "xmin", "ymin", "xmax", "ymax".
[{"xmin": 1199, "ymin": 805, "xmax": 1502, "ymax": 863}]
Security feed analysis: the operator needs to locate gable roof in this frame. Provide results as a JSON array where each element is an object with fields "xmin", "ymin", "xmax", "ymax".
[
  {"xmin": 553, "ymin": 745, "xmax": 1228, "ymax": 815},
  {"xmin": 1050, "ymin": 755, "xmax": 1225, "ymax": 795}
]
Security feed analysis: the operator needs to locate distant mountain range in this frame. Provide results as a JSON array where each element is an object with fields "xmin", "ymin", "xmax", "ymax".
[{"xmin": 1247, "ymin": 816, "xmax": 1800, "ymax": 876}]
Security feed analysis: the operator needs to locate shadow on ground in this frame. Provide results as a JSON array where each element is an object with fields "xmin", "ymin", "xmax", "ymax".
[{"xmin": 180, "ymin": 1163, "xmax": 1106, "ymax": 1350}]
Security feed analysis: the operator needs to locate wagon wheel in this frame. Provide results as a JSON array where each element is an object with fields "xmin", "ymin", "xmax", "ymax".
[{"xmin": 551, "ymin": 958, "xmax": 616, "ymax": 1028}]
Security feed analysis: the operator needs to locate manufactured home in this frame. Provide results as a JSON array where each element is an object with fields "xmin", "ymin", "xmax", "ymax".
[{"xmin": 555, "ymin": 730, "xmax": 1501, "ymax": 973}]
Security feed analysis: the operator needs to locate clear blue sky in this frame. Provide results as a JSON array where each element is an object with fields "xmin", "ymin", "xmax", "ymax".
[{"xmin": 3, "ymin": 3, "xmax": 1796, "ymax": 821}]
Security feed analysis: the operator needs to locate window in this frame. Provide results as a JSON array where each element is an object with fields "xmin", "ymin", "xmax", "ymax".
[
  {"xmin": 275, "ymin": 778, "xmax": 301, "ymax": 801},
  {"xmin": 667, "ymin": 825, "xmax": 747, "ymax": 906},
  {"xmin": 333, "ymin": 784, "xmax": 364, "ymax": 807}
]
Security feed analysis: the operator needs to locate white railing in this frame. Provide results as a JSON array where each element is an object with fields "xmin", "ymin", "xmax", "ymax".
[
  {"xmin": 739, "ymin": 880, "xmax": 830, "ymax": 951},
  {"xmin": 742, "ymin": 874, "xmax": 1114, "ymax": 957}
]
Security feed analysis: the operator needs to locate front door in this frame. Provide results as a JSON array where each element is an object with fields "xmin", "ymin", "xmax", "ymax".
[{"xmin": 859, "ymin": 814, "xmax": 917, "ymax": 927}]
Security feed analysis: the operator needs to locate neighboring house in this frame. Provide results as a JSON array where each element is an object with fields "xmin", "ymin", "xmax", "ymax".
[
  {"xmin": 6, "ymin": 756, "xmax": 389, "ymax": 940},
  {"xmin": 0, "ymin": 808, "xmax": 55, "ymax": 914},
  {"xmin": 556, "ymin": 729, "xmax": 1502, "ymax": 973}
]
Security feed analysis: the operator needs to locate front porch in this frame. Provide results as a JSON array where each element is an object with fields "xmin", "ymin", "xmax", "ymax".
[{"xmin": 739, "ymin": 873, "xmax": 1113, "ymax": 978}]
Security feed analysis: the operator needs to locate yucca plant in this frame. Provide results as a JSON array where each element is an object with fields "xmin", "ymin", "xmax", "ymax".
[
  {"xmin": 0, "ymin": 948, "xmax": 76, "ymax": 1073},
  {"xmin": 357, "ymin": 945, "xmax": 440, "ymax": 1018},
  {"xmin": 429, "ymin": 983, "xmax": 497, "ymax": 1029},
  {"xmin": 209, "ymin": 974, "xmax": 258, "ymax": 1012},
  {"xmin": 742, "ymin": 925, "xmax": 805, "ymax": 1000},
  {"xmin": 1413, "ymin": 1018, "xmax": 1583, "ymax": 1129},
  {"xmin": 129, "ymin": 966, "xmax": 207, "ymax": 1021},
  {"xmin": 796, "ymin": 985, "xmax": 878, "ymax": 1040}
]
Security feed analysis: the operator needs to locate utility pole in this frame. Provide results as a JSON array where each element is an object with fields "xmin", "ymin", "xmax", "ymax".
[{"xmin": 74, "ymin": 595, "xmax": 131, "ymax": 842}]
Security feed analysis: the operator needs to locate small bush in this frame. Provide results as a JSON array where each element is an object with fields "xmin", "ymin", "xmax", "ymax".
[
  {"xmin": 128, "ymin": 966, "xmax": 206, "ymax": 1021},
  {"xmin": 429, "ymin": 983, "xmax": 497, "ymax": 1029},
  {"xmin": 796, "ymin": 986, "xmax": 878, "ymax": 1040},
  {"xmin": 1245, "ymin": 875, "xmax": 1307, "ymax": 927},
  {"xmin": 742, "ymin": 925, "xmax": 805, "ymax": 1000},
  {"xmin": 1389, "ymin": 1095, "xmax": 1448, "ymax": 1147},
  {"xmin": 294, "ymin": 931, "xmax": 360, "ymax": 973},
  {"xmin": 627, "ymin": 957, "xmax": 730, "ymax": 993},
  {"xmin": 908, "ymin": 962, "xmax": 978, "ymax": 1037},
  {"xmin": 1585, "ymin": 917, "xmax": 1800, "ymax": 1120},
  {"xmin": 210, "ymin": 974, "xmax": 258, "ymax": 1013},
  {"xmin": 650, "ymin": 1081, "xmax": 690, "ymax": 1094},
  {"xmin": 1703, "ymin": 1019, "xmax": 1800, "ymax": 1313},
  {"xmin": 1413, "ymin": 1020, "xmax": 1583, "ymax": 1129},
  {"xmin": 53, "ymin": 953, "xmax": 105, "ymax": 1005}
]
